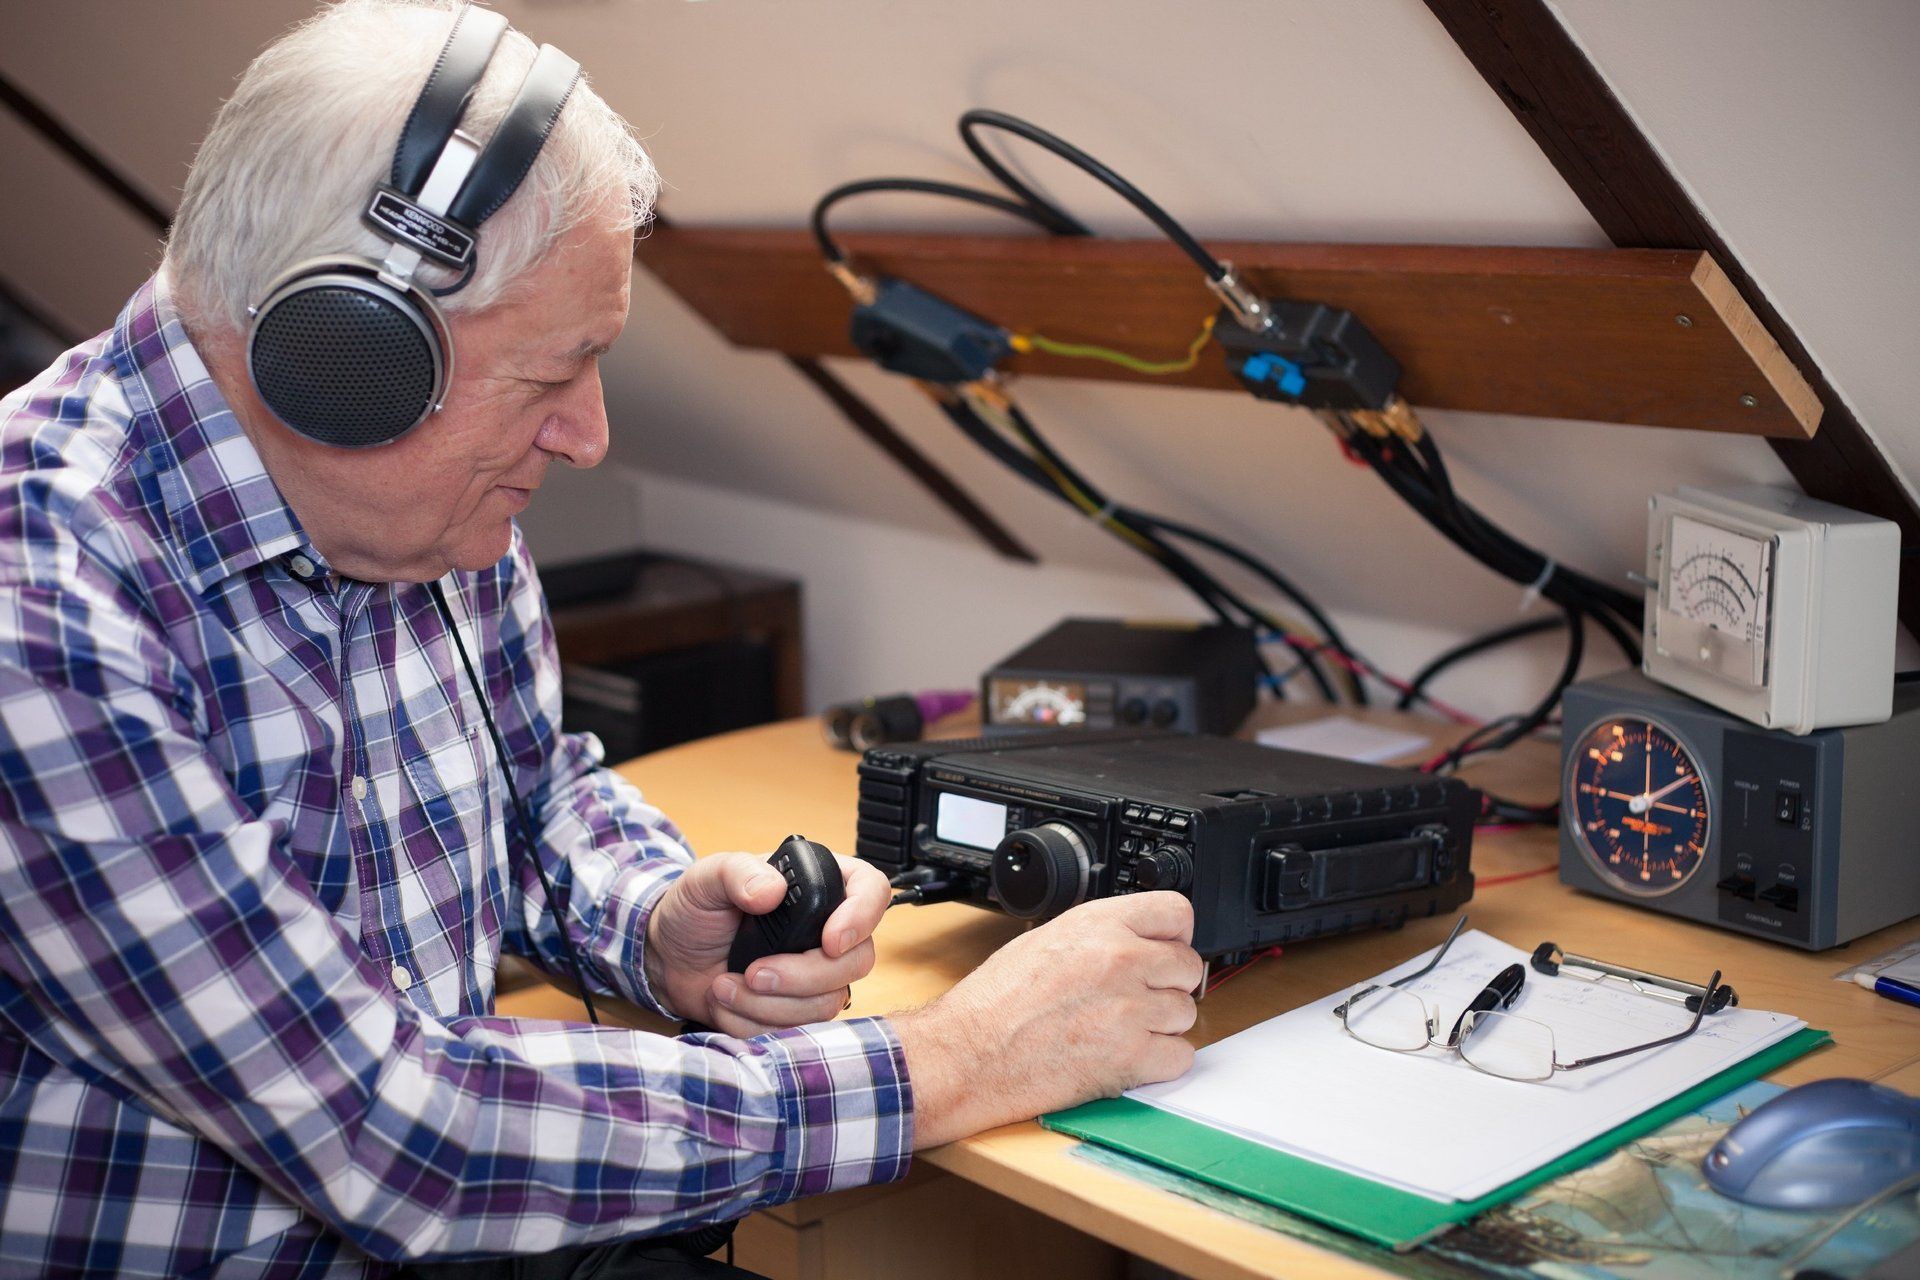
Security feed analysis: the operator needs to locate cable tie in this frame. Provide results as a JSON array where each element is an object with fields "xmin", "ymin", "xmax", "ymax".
[{"xmin": 1519, "ymin": 558, "xmax": 1557, "ymax": 612}]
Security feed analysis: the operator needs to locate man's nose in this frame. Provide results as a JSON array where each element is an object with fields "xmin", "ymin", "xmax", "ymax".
[{"xmin": 536, "ymin": 362, "xmax": 609, "ymax": 468}]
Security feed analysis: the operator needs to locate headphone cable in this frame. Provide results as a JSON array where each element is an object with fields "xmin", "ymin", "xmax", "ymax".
[{"xmin": 430, "ymin": 578, "xmax": 600, "ymax": 1024}]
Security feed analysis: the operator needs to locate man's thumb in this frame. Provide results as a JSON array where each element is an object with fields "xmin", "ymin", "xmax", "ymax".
[{"xmin": 705, "ymin": 853, "xmax": 785, "ymax": 916}]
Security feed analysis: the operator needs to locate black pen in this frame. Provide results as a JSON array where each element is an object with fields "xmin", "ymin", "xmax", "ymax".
[{"xmin": 1447, "ymin": 963, "xmax": 1527, "ymax": 1046}]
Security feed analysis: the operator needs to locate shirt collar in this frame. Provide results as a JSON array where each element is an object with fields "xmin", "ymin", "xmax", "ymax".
[{"xmin": 111, "ymin": 274, "xmax": 318, "ymax": 594}]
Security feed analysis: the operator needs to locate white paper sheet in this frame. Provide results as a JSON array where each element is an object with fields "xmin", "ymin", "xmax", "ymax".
[
  {"xmin": 1130, "ymin": 930, "xmax": 1804, "ymax": 1202},
  {"xmin": 1254, "ymin": 716, "xmax": 1430, "ymax": 764}
]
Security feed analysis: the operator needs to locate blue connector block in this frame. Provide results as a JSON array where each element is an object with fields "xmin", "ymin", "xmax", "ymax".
[{"xmin": 1239, "ymin": 352, "xmax": 1307, "ymax": 400}]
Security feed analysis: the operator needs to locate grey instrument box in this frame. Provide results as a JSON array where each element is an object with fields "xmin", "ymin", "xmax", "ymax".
[{"xmin": 1560, "ymin": 670, "xmax": 1920, "ymax": 950}]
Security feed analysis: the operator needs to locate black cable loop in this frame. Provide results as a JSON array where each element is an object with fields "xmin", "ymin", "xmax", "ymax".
[
  {"xmin": 429, "ymin": 579, "xmax": 599, "ymax": 1024},
  {"xmin": 939, "ymin": 394, "xmax": 1337, "ymax": 699},
  {"xmin": 810, "ymin": 178, "xmax": 1070, "ymax": 265},
  {"xmin": 958, "ymin": 109, "xmax": 1225, "ymax": 279},
  {"xmin": 989, "ymin": 400, "xmax": 1332, "ymax": 694},
  {"xmin": 1396, "ymin": 616, "xmax": 1566, "ymax": 712},
  {"xmin": 1432, "ymin": 605, "xmax": 1585, "ymax": 774}
]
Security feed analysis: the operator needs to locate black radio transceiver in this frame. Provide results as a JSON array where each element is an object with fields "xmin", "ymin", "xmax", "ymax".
[{"xmin": 858, "ymin": 733, "xmax": 1478, "ymax": 958}]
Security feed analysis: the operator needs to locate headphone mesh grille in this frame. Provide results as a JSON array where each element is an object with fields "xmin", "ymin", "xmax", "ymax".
[{"xmin": 253, "ymin": 287, "xmax": 438, "ymax": 448}]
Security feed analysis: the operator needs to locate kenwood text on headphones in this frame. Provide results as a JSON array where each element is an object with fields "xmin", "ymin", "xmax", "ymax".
[{"xmin": 246, "ymin": 5, "xmax": 580, "ymax": 448}]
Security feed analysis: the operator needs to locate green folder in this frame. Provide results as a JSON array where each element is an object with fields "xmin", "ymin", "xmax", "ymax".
[{"xmin": 1042, "ymin": 1026, "xmax": 1829, "ymax": 1252}]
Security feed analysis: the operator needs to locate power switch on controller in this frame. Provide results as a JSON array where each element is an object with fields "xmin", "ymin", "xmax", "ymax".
[
  {"xmin": 1774, "ymin": 790, "xmax": 1801, "ymax": 826},
  {"xmin": 728, "ymin": 835, "xmax": 846, "ymax": 973}
]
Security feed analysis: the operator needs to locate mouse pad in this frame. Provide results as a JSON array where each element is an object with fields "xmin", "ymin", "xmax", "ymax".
[{"xmin": 1424, "ymin": 1076, "xmax": 1920, "ymax": 1279}]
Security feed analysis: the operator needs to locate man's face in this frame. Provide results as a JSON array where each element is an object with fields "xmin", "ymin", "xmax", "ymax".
[{"xmin": 242, "ymin": 216, "xmax": 633, "ymax": 583}]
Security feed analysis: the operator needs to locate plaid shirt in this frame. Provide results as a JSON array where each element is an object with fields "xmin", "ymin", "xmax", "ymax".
[{"xmin": 0, "ymin": 278, "xmax": 913, "ymax": 1278}]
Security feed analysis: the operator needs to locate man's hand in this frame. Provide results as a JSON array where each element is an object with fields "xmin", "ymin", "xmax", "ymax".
[
  {"xmin": 891, "ymin": 892, "xmax": 1203, "ymax": 1148},
  {"xmin": 645, "ymin": 850, "xmax": 891, "ymax": 1035}
]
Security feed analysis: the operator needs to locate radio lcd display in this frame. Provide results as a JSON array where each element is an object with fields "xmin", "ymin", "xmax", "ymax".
[{"xmin": 935, "ymin": 792, "xmax": 1007, "ymax": 850}]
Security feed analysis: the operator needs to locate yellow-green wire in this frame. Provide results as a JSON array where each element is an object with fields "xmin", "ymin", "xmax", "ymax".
[
  {"xmin": 962, "ymin": 382, "xmax": 1329, "ymax": 661},
  {"xmin": 963, "ymin": 386, "xmax": 1163, "ymax": 556},
  {"xmin": 1012, "ymin": 313, "xmax": 1216, "ymax": 376}
]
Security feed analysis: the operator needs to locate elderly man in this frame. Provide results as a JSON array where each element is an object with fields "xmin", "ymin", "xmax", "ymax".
[{"xmin": 0, "ymin": 2, "xmax": 1202, "ymax": 1277}]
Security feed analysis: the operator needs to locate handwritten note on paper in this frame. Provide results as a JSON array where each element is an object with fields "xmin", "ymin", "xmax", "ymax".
[{"xmin": 1129, "ymin": 930, "xmax": 1804, "ymax": 1202}]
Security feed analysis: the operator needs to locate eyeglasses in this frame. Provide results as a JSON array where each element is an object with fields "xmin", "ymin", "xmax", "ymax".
[{"xmin": 1332, "ymin": 917, "xmax": 1727, "ymax": 1083}]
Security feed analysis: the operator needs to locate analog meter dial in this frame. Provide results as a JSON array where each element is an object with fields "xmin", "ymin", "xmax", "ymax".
[
  {"xmin": 987, "ymin": 678, "xmax": 1088, "ymax": 728},
  {"xmin": 1659, "ymin": 514, "xmax": 1775, "ymax": 687},
  {"xmin": 1564, "ymin": 715, "xmax": 1711, "ymax": 897}
]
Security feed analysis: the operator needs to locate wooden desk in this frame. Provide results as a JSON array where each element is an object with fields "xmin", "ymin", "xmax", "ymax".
[{"xmin": 500, "ymin": 710, "xmax": 1920, "ymax": 1279}]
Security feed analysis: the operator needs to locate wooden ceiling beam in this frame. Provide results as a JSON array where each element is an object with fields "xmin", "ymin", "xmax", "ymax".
[{"xmin": 636, "ymin": 227, "xmax": 1819, "ymax": 439}]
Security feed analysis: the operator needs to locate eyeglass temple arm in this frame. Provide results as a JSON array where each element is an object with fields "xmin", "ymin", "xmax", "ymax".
[
  {"xmin": 1333, "ymin": 915, "xmax": 1469, "ymax": 1018},
  {"xmin": 1558, "ymin": 972, "xmax": 1723, "ymax": 1072}
]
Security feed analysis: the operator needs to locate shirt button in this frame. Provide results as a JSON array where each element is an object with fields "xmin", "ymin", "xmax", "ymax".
[
  {"xmin": 391, "ymin": 965, "xmax": 413, "ymax": 991},
  {"xmin": 288, "ymin": 554, "xmax": 316, "ymax": 579},
  {"xmin": 351, "ymin": 775, "xmax": 367, "ymax": 801}
]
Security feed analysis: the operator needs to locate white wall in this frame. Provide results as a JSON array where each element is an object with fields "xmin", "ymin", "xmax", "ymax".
[{"xmin": 620, "ymin": 465, "xmax": 1596, "ymax": 732}]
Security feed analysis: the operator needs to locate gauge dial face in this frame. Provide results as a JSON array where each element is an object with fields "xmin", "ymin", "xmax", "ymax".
[
  {"xmin": 1566, "ymin": 716, "xmax": 1711, "ymax": 897},
  {"xmin": 1661, "ymin": 514, "xmax": 1774, "ymax": 686},
  {"xmin": 987, "ymin": 678, "xmax": 1088, "ymax": 728}
]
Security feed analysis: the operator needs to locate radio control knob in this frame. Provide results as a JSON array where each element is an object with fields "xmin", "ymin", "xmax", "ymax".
[
  {"xmin": 991, "ymin": 822, "xmax": 1092, "ymax": 920},
  {"xmin": 1129, "ymin": 845, "xmax": 1192, "ymax": 893}
]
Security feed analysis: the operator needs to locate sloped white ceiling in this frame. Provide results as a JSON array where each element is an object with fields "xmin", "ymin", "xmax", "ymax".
[{"xmin": 1552, "ymin": 0, "xmax": 1920, "ymax": 504}]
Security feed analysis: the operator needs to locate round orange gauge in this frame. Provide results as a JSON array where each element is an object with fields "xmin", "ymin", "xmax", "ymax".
[{"xmin": 1565, "ymin": 715, "xmax": 1712, "ymax": 897}]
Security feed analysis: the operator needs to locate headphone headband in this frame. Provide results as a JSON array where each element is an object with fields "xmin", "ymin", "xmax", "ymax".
[
  {"xmin": 447, "ymin": 44, "xmax": 580, "ymax": 230},
  {"xmin": 390, "ymin": 5, "xmax": 508, "ymax": 198},
  {"xmin": 363, "ymin": 7, "xmax": 582, "ymax": 280}
]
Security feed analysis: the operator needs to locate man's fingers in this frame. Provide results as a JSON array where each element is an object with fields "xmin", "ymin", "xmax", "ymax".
[
  {"xmin": 1140, "ymin": 943, "xmax": 1207, "ymax": 995},
  {"xmin": 744, "ymin": 938, "xmax": 875, "ymax": 998},
  {"xmin": 1144, "ymin": 989, "xmax": 1198, "ymax": 1036},
  {"xmin": 1114, "ymin": 891, "xmax": 1195, "ymax": 944},
  {"xmin": 691, "ymin": 985, "xmax": 776, "ymax": 1040},
  {"xmin": 667, "ymin": 852, "xmax": 774, "ymax": 917},
  {"xmin": 819, "ymin": 856, "xmax": 890, "ymax": 958},
  {"xmin": 1137, "ymin": 1033, "xmax": 1196, "ymax": 1086},
  {"xmin": 717, "ymin": 853, "xmax": 788, "ymax": 915},
  {"xmin": 709, "ymin": 973, "xmax": 849, "ymax": 1030}
]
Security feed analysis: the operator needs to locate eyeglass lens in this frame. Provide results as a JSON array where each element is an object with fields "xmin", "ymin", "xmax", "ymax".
[
  {"xmin": 1344, "ymin": 988, "xmax": 1434, "ymax": 1053},
  {"xmin": 1458, "ymin": 1011, "xmax": 1558, "ymax": 1082}
]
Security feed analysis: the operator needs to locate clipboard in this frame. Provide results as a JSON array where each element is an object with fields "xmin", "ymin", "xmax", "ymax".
[{"xmin": 1043, "ymin": 1025, "xmax": 1828, "ymax": 1251}]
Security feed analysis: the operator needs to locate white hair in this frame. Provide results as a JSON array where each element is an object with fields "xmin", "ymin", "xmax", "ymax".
[{"xmin": 164, "ymin": 0, "xmax": 657, "ymax": 334}]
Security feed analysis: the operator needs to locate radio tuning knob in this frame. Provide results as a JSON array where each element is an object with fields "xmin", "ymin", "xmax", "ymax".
[
  {"xmin": 991, "ymin": 822, "xmax": 1092, "ymax": 919},
  {"xmin": 1129, "ymin": 845, "xmax": 1193, "ymax": 893}
]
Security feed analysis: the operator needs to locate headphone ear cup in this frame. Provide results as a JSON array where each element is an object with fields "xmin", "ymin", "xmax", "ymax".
[{"xmin": 247, "ymin": 264, "xmax": 448, "ymax": 448}]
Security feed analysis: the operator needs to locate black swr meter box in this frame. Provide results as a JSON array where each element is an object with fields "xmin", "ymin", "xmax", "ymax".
[
  {"xmin": 1560, "ymin": 669, "xmax": 1920, "ymax": 949},
  {"xmin": 858, "ymin": 733, "xmax": 1478, "ymax": 958},
  {"xmin": 982, "ymin": 619, "xmax": 1258, "ymax": 735}
]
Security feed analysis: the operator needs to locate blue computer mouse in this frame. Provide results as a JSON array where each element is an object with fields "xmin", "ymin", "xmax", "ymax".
[{"xmin": 1702, "ymin": 1078, "xmax": 1920, "ymax": 1210}]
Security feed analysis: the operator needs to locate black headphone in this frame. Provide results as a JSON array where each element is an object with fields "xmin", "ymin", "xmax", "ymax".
[{"xmin": 246, "ymin": 5, "xmax": 580, "ymax": 449}]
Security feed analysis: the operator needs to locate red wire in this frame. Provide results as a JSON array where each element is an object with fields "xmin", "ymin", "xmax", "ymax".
[
  {"xmin": 1476, "ymin": 865, "xmax": 1558, "ymax": 888},
  {"xmin": 1203, "ymin": 946, "xmax": 1284, "ymax": 994},
  {"xmin": 1289, "ymin": 641, "xmax": 1482, "ymax": 727}
]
